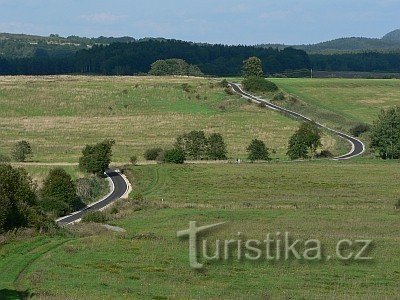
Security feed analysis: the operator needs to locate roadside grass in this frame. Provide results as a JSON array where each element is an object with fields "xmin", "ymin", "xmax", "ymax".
[
  {"xmin": 1, "ymin": 161, "xmax": 399, "ymax": 298},
  {"xmin": 269, "ymin": 78, "xmax": 400, "ymax": 130},
  {"xmin": 0, "ymin": 76, "xmax": 300, "ymax": 163}
]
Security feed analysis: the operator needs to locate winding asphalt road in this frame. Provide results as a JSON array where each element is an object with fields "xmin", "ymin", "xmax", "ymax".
[
  {"xmin": 229, "ymin": 83, "xmax": 365, "ymax": 160},
  {"xmin": 56, "ymin": 169, "xmax": 128, "ymax": 226}
]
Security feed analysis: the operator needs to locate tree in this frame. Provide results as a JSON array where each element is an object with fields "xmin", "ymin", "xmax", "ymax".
[
  {"xmin": 287, "ymin": 122, "xmax": 322, "ymax": 160},
  {"xmin": 12, "ymin": 140, "xmax": 32, "ymax": 162},
  {"xmin": 0, "ymin": 164, "xmax": 41, "ymax": 231},
  {"xmin": 207, "ymin": 133, "xmax": 228, "ymax": 160},
  {"xmin": 175, "ymin": 131, "xmax": 208, "ymax": 160},
  {"xmin": 247, "ymin": 139, "xmax": 271, "ymax": 162},
  {"xmin": 79, "ymin": 139, "xmax": 115, "ymax": 175},
  {"xmin": 164, "ymin": 148, "xmax": 186, "ymax": 164},
  {"xmin": 243, "ymin": 56, "xmax": 264, "ymax": 77},
  {"xmin": 40, "ymin": 168, "xmax": 83, "ymax": 216},
  {"xmin": 370, "ymin": 106, "xmax": 400, "ymax": 159}
]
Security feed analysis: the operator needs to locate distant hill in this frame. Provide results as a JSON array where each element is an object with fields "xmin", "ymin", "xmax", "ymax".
[
  {"xmin": 0, "ymin": 33, "xmax": 135, "ymax": 58},
  {"xmin": 382, "ymin": 29, "xmax": 400, "ymax": 42},
  {"xmin": 259, "ymin": 29, "xmax": 400, "ymax": 54},
  {"xmin": 2, "ymin": 30, "xmax": 400, "ymax": 59}
]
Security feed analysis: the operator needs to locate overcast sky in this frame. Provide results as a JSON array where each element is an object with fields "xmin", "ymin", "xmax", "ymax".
[{"xmin": 0, "ymin": 0, "xmax": 399, "ymax": 45}]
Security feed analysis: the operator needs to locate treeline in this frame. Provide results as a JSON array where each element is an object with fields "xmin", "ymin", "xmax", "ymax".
[
  {"xmin": 2, "ymin": 38, "xmax": 400, "ymax": 75},
  {"xmin": 310, "ymin": 52, "xmax": 400, "ymax": 72},
  {"xmin": 0, "ymin": 39, "xmax": 311, "ymax": 76}
]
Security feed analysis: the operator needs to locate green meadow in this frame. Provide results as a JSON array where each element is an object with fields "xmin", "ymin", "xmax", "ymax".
[
  {"xmin": 1, "ymin": 76, "xmax": 400, "ymax": 299},
  {"xmin": 1, "ymin": 161, "xmax": 399, "ymax": 299},
  {"xmin": 0, "ymin": 76, "xmax": 300, "ymax": 163},
  {"xmin": 270, "ymin": 78, "xmax": 400, "ymax": 130}
]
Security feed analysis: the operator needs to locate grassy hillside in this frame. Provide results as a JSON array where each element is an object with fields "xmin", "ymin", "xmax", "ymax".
[
  {"xmin": 1, "ymin": 161, "xmax": 399, "ymax": 298},
  {"xmin": 270, "ymin": 78, "xmax": 400, "ymax": 129},
  {"xmin": 0, "ymin": 76, "xmax": 302, "ymax": 162}
]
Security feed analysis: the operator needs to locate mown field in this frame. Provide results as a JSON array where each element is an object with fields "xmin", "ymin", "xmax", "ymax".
[
  {"xmin": 0, "ymin": 76, "xmax": 303, "ymax": 163},
  {"xmin": 1, "ymin": 161, "xmax": 399, "ymax": 299},
  {"xmin": 270, "ymin": 78, "xmax": 400, "ymax": 131}
]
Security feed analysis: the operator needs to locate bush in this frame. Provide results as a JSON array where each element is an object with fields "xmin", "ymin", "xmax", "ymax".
[
  {"xmin": 144, "ymin": 147, "xmax": 164, "ymax": 161},
  {"xmin": 219, "ymin": 79, "xmax": 229, "ymax": 87},
  {"xmin": 0, "ymin": 154, "xmax": 11, "ymax": 163},
  {"xmin": 81, "ymin": 211, "xmax": 109, "ymax": 223},
  {"xmin": 130, "ymin": 155, "xmax": 138, "ymax": 165},
  {"xmin": 12, "ymin": 140, "xmax": 32, "ymax": 162},
  {"xmin": 350, "ymin": 123, "xmax": 370, "ymax": 137},
  {"xmin": 273, "ymin": 92, "xmax": 285, "ymax": 101},
  {"xmin": 76, "ymin": 176, "xmax": 108, "ymax": 204},
  {"xmin": 315, "ymin": 150, "xmax": 334, "ymax": 158},
  {"xmin": 395, "ymin": 199, "xmax": 400, "ymax": 210},
  {"xmin": 224, "ymin": 87, "xmax": 234, "ymax": 95},
  {"xmin": 164, "ymin": 148, "xmax": 186, "ymax": 164},
  {"xmin": 242, "ymin": 77, "xmax": 278, "ymax": 93}
]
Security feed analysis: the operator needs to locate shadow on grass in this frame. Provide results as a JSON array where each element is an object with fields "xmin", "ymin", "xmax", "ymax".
[{"xmin": 0, "ymin": 289, "xmax": 32, "ymax": 300}]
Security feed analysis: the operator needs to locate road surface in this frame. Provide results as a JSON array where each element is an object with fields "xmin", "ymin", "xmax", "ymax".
[
  {"xmin": 229, "ymin": 83, "xmax": 365, "ymax": 160},
  {"xmin": 56, "ymin": 169, "xmax": 128, "ymax": 226}
]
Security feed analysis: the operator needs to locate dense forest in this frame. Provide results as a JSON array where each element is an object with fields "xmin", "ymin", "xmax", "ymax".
[
  {"xmin": 0, "ymin": 39, "xmax": 311, "ymax": 76},
  {"xmin": 0, "ymin": 36, "xmax": 400, "ymax": 76},
  {"xmin": 310, "ymin": 52, "xmax": 400, "ymax": 72}
]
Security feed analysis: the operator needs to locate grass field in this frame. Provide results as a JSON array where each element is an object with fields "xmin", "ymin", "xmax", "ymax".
[
  {"xmin": 1, "ymin": 161, "xmax": 399, "ymax": 299},
  {"xmin": 0, "ymin": 76, "xmax": 304, "ymax": 163},
  {"xmin": 270, "ymin": 78, "xmax": 400, "ymax": 131},
  {"xmin": 1, "ymin": 76, "xmax": 400, "ymax": 299}
]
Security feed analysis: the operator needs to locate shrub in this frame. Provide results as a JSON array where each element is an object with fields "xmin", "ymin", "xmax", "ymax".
[
  {"xmin": 132, "ymin": 192, "xmax": 144, "ymax": 201},
  {"xmin": 315, "ymin": 150, "xmax": 334, "ymax": 158},
  {"xmin": 219, "ymin": 79, "xmax": 229, "ymax": 87},
  {"xmin": 164, "ymin": 148, "xmax": 186, "ymax": 164},
  {"xmin": 130, "ymin": 155, "xmax": 138, "ymax": 165},
  {"xmin": 182, "ymin": 83, "xmax": 191, "ymax": 93},
  {"xmin": 395, "ymin": 199, "xmax": 400, "ymax": 210},
  {"xmin": 81, "ymin": 211, "xmax": 109, "ymax": 223},
  {"xmin": 144, "ymin": 147, "xmax": 164, "ymax": 161},
  {"xmin": 273, "ymin": 92, "xmax": 285, "ymax": 101},
  {"xmin": 76, "ymin": 176, "xmax": 108, "ymax": 204},
  {"xmin": 350, "ymin": 123, "xmax": 370, "ymax": 137},
  {"xmin": 394, "ymin": 199, "xmax": 400, "ymax": 210},
  {"xmin": 12, "ymin": 140, "xmax": 32, "ymax": 162},
  {"xmin": 242, "ymin": 77, "xmax": 278, "ymax": 93},
  {"xmin": 0, "ymin": 154, "xmax": 11, "ymax": 163},
  {"xmin": 224, "ymin": 87, "xmax": 234, "ymax": 95}
]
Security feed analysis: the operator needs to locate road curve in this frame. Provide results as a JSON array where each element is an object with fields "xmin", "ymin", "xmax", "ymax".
[
  {"xmin": 56, "ymin": 169, "xmax": 128, "ymax": 226},
  {"xmin": 229, "ymin": 83, "xmax": 365, "ymax": 160}
]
